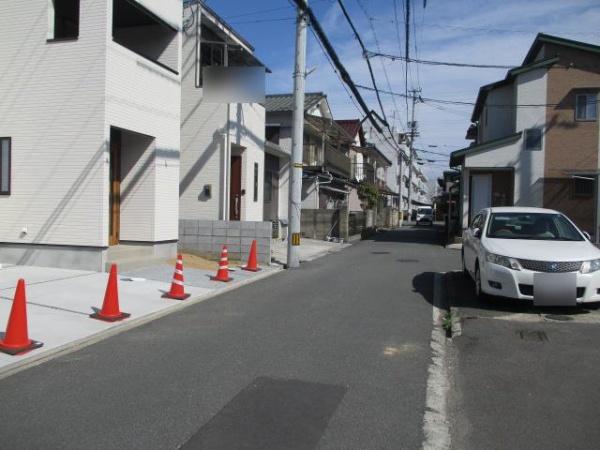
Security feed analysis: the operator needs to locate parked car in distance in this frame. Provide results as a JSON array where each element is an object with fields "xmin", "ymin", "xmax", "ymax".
[
  {"xmin": 462, "ymin": 207, "xmax": 600, "ymax": 305},
  {"xmin": 416, "ymin": 207, "xmax": 433, "ymax": 226}
]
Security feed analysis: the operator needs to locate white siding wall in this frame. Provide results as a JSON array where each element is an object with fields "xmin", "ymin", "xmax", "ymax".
[
  {"xmin": 230, "ymin": 103, "xmax": 265, "ymax": 221},
  {"xmin": 0, "ymin": 0, "xmax": 108, "ymax": 247},
  {"xmin": 463, "ymin": 69, "xmax": 548, "ymax": 227},
  {"xmin": 133, "ymin": 0, "xmax": 181, "ymax": 30},
  {"xmin": 119, "ymin": 133, "xmax": 156, "ymax": 240},
  {"xmin": 106, "ymin": 32, "xmax": 181, "ymax": 242},
  {"xmin": 180, "ymin": 17, "xmax": 265, "ymax": 222},
  {"xmin": 481, "ymin": 84, "xmax": 515, "ymax": 142}
]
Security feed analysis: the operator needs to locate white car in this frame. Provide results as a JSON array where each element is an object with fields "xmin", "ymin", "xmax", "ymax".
[
  {"xmin": 416, "ymin": 207, "xmax": 433, "ymax": 226},
  {"xmin": 462, "ymin": 207, "xmax": 600, "ymax": 305}
]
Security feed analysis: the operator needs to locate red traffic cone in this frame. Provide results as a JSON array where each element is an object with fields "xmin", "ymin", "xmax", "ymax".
[
  {"xmin": 163, "ymin": 254, "xmax": 190, "ymax": 300},
  {"xmin": 0, "ymin": 279, "xmax": 43, "ymax": 356},
  {"xmin": 90, "ymin": 264, "xmax": 130, "ymax": 322},
  {"xmin": 242, "ymin": 240, "xmax": 260, "ymax": 272},
  {"xmin": 212, "ymin": 246, "xmax": 232, "ymax": 282}
]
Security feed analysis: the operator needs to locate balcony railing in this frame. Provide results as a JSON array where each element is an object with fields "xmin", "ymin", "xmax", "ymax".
[
  {"xmin": 304, "ymin": 145, "xmax": 351, "ymax": 178},
  {"xmin": 351, "ymin": 162, "xmax": 375, "ymax": 182},
  {"xmin": 324, "ymin": 148, "xmax": 351, "ymax": 177}
]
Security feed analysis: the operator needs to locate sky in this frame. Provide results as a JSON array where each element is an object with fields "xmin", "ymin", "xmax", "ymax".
[{"xmin": 204, "ymin": 0, "xmax": 600, "ymax": 186}]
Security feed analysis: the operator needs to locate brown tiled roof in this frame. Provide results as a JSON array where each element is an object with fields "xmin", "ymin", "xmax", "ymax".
[{"xmin": 334, "ymin": 119, "xmax": 361, "ymax": 139}]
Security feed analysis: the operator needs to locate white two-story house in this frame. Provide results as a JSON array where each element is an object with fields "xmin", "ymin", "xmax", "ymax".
[
  {"xmin": 451, "ymin": 34, "xmax": 600, "ymax": 237},
  {"xmin": 180, "ymin": 2, "xmax": 267, "ymax": 223},
  {"xmin": 0, "ymin": 0, "xmax": 182, "ymax": 270}
]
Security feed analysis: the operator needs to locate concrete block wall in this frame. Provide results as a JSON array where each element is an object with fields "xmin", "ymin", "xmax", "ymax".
[
  {"xmin": 178, "ymin": 220, "xmax": 272, "ymax": 264},
  {"xmin": 301, "ymin": 208, "xmax": 349, "ymax": 241}
]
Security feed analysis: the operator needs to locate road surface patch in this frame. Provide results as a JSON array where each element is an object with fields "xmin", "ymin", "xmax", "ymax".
[{"xmin": 181, "ymin": 377, "xmax": 346, "ymax": 449}]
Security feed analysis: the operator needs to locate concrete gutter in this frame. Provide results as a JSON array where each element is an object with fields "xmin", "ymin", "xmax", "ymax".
[{"xmin": 0, "ymin": 267, "xmax": 282, "ymax": 381}]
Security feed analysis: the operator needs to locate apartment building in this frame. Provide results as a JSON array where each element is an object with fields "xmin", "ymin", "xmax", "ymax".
[
  {"xmin": 0, "ymin": 0, "xmax": 182, "ymax": 270},
  {"xmin": 450, "ymin": 34, "xmax": 600, "ymax": 237}
]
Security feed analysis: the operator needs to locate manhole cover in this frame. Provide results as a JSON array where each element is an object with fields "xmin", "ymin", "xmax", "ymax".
[
  {"xmin": 545, "ymin": 314, "xmax": 574, "ymax": 321},
  {"xmin": 518, "ymin": 330, "xmax": 548, "ymax": 342}
]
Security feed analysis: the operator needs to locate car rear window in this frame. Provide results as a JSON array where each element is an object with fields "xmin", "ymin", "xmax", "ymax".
[{"xmin": 486, "ymin": 213, "xmax": 584, "ymax": 241}]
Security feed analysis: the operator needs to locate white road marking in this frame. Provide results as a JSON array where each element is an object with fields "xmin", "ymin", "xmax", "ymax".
[{"xmin": 422, "ymin": 272, "xmax": 451, "ymax": 450}]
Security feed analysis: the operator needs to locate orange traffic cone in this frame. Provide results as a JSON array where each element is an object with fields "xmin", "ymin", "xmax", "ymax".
[
  {"xmin": 242, "ymin": 240, "xmax": 260, "ymax": 272},
  {"xmin": 212, "ymin": 245, "xmax": 232, "ymax": 282},
  {"xmin": 163, "ymin": 254, "xmax": 190, "ymax": 300},
  {"xmin": 0, "ymin": 279, "xmax": 43, "ymax": 355},
  {"xmin": 90, "ymin": 264, "xmax": 130, "ymax": 322}
]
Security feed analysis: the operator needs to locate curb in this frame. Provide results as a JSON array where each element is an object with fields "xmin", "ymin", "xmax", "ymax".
[
  {"xmin": 0, "ymin": 267, "xmax": 283, "ymax": 381},
  {"xmin": 446, "ymin": 271, "xmax": 463, "ymax": 338}
]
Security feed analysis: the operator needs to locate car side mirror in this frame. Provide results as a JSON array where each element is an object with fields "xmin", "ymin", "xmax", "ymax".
[
  {"xmin": 583, "ymin": 231, "xmax": 591, "ymax": 241},
  {"xmin": 473, "ymin": 228, "xmax": 482, "ymax": 239}
]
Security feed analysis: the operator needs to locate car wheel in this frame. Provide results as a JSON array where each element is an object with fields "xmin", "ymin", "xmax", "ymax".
[{"xmin": 474, "ymin": 263, "xmax": 487, "ymax": 301}]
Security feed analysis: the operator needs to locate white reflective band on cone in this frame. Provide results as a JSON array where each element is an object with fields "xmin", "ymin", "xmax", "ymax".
[{"xmin": 172, "ymin": 279, "xmax": 184, "ymax": 286}]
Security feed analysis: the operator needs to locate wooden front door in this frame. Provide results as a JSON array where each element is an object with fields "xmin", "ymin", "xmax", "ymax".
[
  {"xmin": 109, "ymin": 129, "xmax": 121, "ymax": 245},
  {"xmin": 230, "ymin": 155, "xmax": 242, "ymax": 220}
]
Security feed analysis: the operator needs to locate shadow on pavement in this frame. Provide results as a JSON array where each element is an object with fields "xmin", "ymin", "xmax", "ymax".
[
  {"xmin": 412, "ymin": 272, "xmax": 436, "ymax": 307},
  {"xmin": 368, "ymin": 225, "xmax": 445, "ymax": 246}
]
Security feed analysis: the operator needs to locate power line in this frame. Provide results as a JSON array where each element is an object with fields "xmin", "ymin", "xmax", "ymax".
[
  {"xmin": 223, "ymin": 0, "xmax": 333, "ymax": 20},
  {"xmin": 290, "ymin": 0, "xmax": 384, "ymax": 134},
  {"xmin": 365, "ymin": 51, "xmax": 516, "ymax": 69},
  {"xmin": 228, "ymin": 17, "xmax": 296, "ymax": 25},
  {"xmin": 356, "ymin": 84, "xmax": 595, "ymax": 108},
  {"xmin": 334, "ymin": 0, "xmax": 405, "ymax": 157},
  {"xmin": 308, "ymin": 26, "xmax": 365, "ymax": 119},
  {"xmin": 336, "ymin": 1, "xmax": 390, "ymax": 129},
  {"xmin": 354, "ymin": 0, "xmax": 406, "ymax": 131}
]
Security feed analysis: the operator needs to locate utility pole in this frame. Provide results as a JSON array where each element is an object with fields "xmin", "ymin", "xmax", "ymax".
[
  {"xmin": 406, "ymin": 88, "xmax": 421, "ymax": 221},
  {"xmin": 287, "ymin": 0, "xmax": 308, "ymax": 268}
]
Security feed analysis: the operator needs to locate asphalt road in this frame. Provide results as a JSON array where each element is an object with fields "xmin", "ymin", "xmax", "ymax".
[
  {"xmin": 448, "ymin": 270, "xmax": 600, "ymax": 450},
  {"xmin": 0, "ymin": 225, "xmax": 459, "ymax": 450}
]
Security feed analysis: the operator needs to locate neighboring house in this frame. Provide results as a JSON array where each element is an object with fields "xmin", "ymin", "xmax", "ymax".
[
  {"xmin": 180, "ymin": 2, "xmax": 267, "ymax": 223},
  {"xmin": 265, "ymin": 93, "xmax": 354, "ymax": 240},
  {"xmin": 0, "ymin": 0, "xmax": 182, "ymax": 270},
  {"xmin": 336, "ymin": 120, "xmax": 393, "ymax": 210},
  {"xmin": 451, "ymin": 34, "xmax": 600, "ymax": 238}
]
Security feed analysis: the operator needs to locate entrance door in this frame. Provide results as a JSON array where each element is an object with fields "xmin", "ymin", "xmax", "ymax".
[
  {"xmin": 109, "ymin": 129, "xmax": 121, "ymax": 245},
  {"xmin": 230, "ymin": 155, "xmax": 242, "ymax": 220},
  {"xmin": 470, "ymin": 174, "xmax": 492, "ymax": 222}
]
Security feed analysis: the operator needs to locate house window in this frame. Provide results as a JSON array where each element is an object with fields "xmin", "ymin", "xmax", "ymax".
[
  {"xmin": 264, "ymin": 171, "xmax": 273, "ymax": 202},
  {"xmin": 524, "ymin": 128, "xmax": 543, "ymax": 151},
  {"xmin": 49, "ymin": 0, "xmax": 80, "ymax": 41},
  {"xmin": 253, "ymin": 163, "xmax": 259, "ymax": 202},
  {"xmin": 0, "ymin": 138, "xmax": 11, "ymax": 195},
  {"xmin": 576, "ymin": 93, "xmax": 597, "ymax": 121},
  {"xmin": 266, "ymin": 126, "xmax": 280, "ymax": 145},
  {"xmin": 573, "ymin": 177, "xmax": 594, "ymax": 198}
]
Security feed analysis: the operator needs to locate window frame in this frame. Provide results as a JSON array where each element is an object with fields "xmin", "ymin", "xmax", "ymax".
[
  {"xmin": 47, "ymin": 0, "xmax": 80, "ymax": 42},
  {"xmin": 0, "ymin": 137, "xmax": 12, "ymax": 195},
  {"xmin": 575, "ymin": 93, "xmax": 598, "ymax": 122},
  {"xmin": 253, "ymin": 162, "xmax": 259, "ymax": 202},
  {"xmin": 524, "ymin": 127, "xmax": 543, "ymax": 151},
  {"xmin": 572, "ymin": 176, "xmax": 594, "ymax": 198}
]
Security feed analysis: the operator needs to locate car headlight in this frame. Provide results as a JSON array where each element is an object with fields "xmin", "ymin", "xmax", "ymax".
[
  {"xmin": 580, "ymin": 259, "xmax": 600, "ymax": 274},
  {"xmin": 485, "ymin": 252, "xmax": 521, "ymax": 270}
]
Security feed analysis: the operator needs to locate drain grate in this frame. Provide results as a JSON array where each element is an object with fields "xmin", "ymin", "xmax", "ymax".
[
  {"xmin": 397, "ymin": 259, "xmax": 419, "ymax": 263},
  {"xmin": 518, "ymin": 330, "xmax": 548, "ymax": 342}
]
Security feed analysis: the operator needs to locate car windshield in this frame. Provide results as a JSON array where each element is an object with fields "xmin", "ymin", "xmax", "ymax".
[
  {"xmin": 486, "ymin": 212, "xmax": 584, "ymax": 241},
  {"xmin": 417, "ymin": 208, "xmax": 431, "ymax": 215}
]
